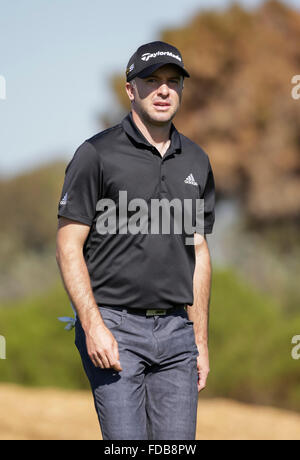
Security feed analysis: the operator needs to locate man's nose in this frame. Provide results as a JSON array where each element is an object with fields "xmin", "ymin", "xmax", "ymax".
[{"xmin": 157, "ymin": 83, "xmax": 169, "ymax": 96}]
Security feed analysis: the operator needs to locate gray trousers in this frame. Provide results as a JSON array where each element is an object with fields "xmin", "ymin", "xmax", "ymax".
[{"xmin": 75, "ymin": 305, "xmax": 199, "ymax": 440}]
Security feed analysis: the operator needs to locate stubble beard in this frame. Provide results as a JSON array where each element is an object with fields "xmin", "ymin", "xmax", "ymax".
[{"xmin": 137, "ymin": 101, "xmax": 179, "ymax": 127}]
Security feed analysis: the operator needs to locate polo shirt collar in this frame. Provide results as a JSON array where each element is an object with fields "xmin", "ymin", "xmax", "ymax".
[{"xmin": 122, "ymin": 111, "xmax": 181, "ymax": 155}]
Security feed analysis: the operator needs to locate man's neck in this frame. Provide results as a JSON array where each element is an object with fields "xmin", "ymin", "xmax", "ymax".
[{"xmin": 131, "ymin": 109, "xmax": 171, "ymax": 157}]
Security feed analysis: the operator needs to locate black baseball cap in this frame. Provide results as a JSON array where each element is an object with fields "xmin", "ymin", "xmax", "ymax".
[{"xmin": 126, "ymin": 41, "xmax": 190, "ymax": 82}]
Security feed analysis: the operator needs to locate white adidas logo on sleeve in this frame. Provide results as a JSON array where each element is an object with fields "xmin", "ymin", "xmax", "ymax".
[
  {"xmin": 184, "ymin": 174, "xmax": 198, "ymax": 186},
  {"xmin": 60, "ymin": 192, "xmax": 68, "ymax": 205}
]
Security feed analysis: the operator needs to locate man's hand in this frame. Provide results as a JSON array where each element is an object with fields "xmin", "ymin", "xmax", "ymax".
[
  {"xmin": 84, "ymin": 323, "xmax": 122, "ymax": 372},
  {"xmin": 196, "ymin": 343, "xmax": 210, "ymax": 392}
]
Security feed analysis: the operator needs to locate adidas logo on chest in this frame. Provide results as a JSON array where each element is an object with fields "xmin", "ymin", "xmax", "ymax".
[{"xmin": 184, "ymin": 173, "xmax": 198, "ymax": 186}]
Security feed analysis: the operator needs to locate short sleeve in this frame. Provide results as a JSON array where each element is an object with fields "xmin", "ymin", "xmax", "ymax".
[
  {"xmin": 201, "ymin": 157, "xmax": 215, "ymax": 234},
  {"xmin": 57, "ymin": 141, "xmax": 102, "ymax": 226}
]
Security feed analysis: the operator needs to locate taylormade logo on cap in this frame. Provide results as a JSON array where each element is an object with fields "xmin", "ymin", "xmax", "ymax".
[
  {"xmin": 141, "ymin": 51, "xmax": 182, "ymax": 62},
  {"xmin": 125, "ymin": 41, "xmax": 190, "ymax": 82}
]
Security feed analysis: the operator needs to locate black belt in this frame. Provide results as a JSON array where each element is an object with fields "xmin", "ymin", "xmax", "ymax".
[{"xmin": 100, "ymin": 304, "xmax": 187, "ymax": 316}]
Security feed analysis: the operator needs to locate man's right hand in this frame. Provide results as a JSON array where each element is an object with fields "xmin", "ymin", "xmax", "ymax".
[{"xmin": 84, "ymin": 323, "xmax": 122, "ymax": 372}]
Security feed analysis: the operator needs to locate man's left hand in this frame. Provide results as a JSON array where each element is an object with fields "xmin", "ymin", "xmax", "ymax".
[{"xmin": 196, "ymin": 343, "xmax": 210, "ymax": 392}]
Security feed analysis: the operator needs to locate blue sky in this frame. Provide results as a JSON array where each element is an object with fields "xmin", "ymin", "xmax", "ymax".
[{"xmin": 0, "ymin": 0, "xmax": 299, "ymax": 177}]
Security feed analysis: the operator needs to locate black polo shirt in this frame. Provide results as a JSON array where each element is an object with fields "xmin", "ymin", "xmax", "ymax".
[{"xmin": 57, "ymin": 111, "xmax": 215, "ymax": 310}]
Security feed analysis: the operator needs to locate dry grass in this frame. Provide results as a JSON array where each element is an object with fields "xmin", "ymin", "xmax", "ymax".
[{"xmin": 0, "ymin": 384, "xmax": 299, "ymax": 440}]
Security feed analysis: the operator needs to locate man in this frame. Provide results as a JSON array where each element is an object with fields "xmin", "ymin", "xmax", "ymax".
[{"xmin": 56, "ymin": 41, "xmax": 215, "ymax": 440}]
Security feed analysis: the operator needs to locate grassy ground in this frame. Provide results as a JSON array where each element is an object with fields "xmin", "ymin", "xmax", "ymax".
[{"xmin": 0, "ymin": 383, "xmax": 299, "ymax": 440}]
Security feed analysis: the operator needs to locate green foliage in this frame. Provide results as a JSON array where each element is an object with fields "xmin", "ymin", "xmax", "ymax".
[
  {"xmin": 0, "ymin": 161, "xmax": 66, "ymax": 254},
  {"xmin": 0, "ymin": 281, "xmax": 89, "ymax": 389},
  {"xmin": 0, "ymin": 268, "xmax": 300, "ymax": 412},
  {"xmin": 0, "ymin": 161, "xmax": 67, "ymax": 300},
  {"xmin": 207, "ymin": 268, "xmax": 300, "ymax": 410}
]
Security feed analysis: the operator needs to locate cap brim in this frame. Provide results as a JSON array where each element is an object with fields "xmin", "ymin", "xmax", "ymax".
[{"xmin": 136, "ymin": 62, "xmax": 190, "ymax": 79}]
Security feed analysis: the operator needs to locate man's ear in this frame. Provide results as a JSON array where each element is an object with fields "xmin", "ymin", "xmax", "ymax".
[{"xmin": 125, "ymin": 82, "xmax": 135, "ymax": 102}]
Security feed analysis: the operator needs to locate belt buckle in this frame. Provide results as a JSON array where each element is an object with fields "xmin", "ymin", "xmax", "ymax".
[{"xmin": 146, "ymin": 309, "xmax": 167, "ymax": 316}]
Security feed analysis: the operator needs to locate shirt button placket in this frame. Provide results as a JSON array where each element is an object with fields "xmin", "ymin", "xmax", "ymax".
[{"xmin": 160, "ymin": 159, "xmax": 168, "ymax": 196}]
